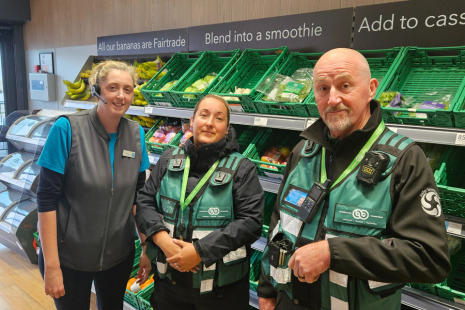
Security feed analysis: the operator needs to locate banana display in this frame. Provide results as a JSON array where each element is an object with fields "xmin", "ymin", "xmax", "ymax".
[
  {"xmin": 134, "ymin": 56, "xmax": 167, "ymax": 80},
  {"xmin": 63, "ymin": 79, "xmax": 91, "ymax": 101},
  {"xmin": 132, "ymin": 82, "xmax": 149, "ymax": 106},
  {"xmin": 124, "ymin": 114, "xmax": 160, "ymax": 128},
  {"xmin": 79, "ymin": 70, "xmax": 92, "ymax": 79}
]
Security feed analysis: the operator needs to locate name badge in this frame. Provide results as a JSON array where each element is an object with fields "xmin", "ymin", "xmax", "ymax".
[{"xmin": 123, "ymin": 150, "xmax": 135, "ymax": 158}]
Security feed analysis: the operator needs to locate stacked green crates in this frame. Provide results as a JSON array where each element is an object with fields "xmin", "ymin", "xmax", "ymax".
[
  {"xmin": 303, "ymin": 48, "xmax": 405, "ymax": 117},
  {"xmin": 378, "ymin": 46, "xmax": 465, "ymax": 127},
  {"xmin": 144, "ymin": 118, "xmax": 183, "ymax": 155},
  {"xmin": 140, "ymin": 52, "xmax": 205, "ymax": 107},
  {"xmin": 434, "ymin": 146, "xmax": 465, "ymax": 218},
  {"xmin": 453, "ymin": 86, "xmax": 465, "ymax": 128},
  {"xmin": 436, "ymin": 238, "xmax": 465, "ymax": 303},
  {"xmin": 169, "ymin": 50, "xmax": 241, "ymax": 108},
  {"xmin": 249, "ymin": 250, "xmax": 264, "ymax": 292},
  {"xmin": 262, "ymin": 192, "xmax": 277, "ymax": 238},
  {"xmin": 232, "ymin": 124, "xmax": 262, "ymax": 154},
  {"xmin": 209, "ymin": 47, "xmax": 289, "ymax": 113},
  {"xmin": 244, "ymin": 127, "xmax": 302, "ymax": 178}
]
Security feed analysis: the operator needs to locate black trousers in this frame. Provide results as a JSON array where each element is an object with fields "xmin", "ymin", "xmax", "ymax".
[
  {"xmin": 150, "ymin": 274, "xmax": 250, "ymax": 310},
  {"xmin": 39, "ymin": 247, "xmax": 135, "ymax": 310}
]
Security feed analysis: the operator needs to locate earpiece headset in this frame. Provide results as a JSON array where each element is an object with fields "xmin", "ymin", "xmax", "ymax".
[{"xmin": 91, "ymin": 66, "xmax": 107, "ymax": 104}]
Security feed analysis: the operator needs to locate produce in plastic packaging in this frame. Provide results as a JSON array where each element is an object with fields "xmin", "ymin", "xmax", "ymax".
[
  {"xmin": 418, "ymin": 142, "xmax": 446, "ymax": 172},
  {"xmin": 179, "ymin": 130, "xmax": 193, "ymax": 145},
  {"xmin": 155, "ymin": 80, "xmax": 178, "ymax": 97},
  {"xmin": 182, "ymin": 73, "xmax": 218, "ymax": 99},
  {"xmin": 163, "ymin": 131, "xmax": 178, "ymax": 144},
  {"xmin": 258, "ymin": 68, "xmax": 314, "ymax": 103},
  {"xmin": 260, "ymin": 146, "xmax": 290, "ymax": 170}
]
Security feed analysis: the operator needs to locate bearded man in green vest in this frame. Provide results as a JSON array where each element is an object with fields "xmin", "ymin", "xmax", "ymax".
[{"xmin": 257, "ymin": 48, "xmax": 450, "ymax": 310}]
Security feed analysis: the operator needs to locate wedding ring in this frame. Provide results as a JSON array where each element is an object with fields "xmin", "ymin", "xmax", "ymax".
[
  {"xmin": 175, "ymin": 263, "xmax": 180, "ymax": 268},
  {"xmin": 298, "ymin": 275, "xmax": 305, "ymax": 280}
]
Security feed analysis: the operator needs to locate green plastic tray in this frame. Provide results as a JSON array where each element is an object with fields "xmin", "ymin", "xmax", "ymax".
[
  {"xmin": 169, "ymin": 50, "xmax": 241, "ymax": 108},
  {"xmin": 378, "ymin": 46, "xmax": 465, "ymax": 127},
  {"xmin": 125, "ymin": 269, "xmax": 155, "ymax": 310},
  {"xmin": 144, "ymin": 118, "xmax": 183, "ymax": 155},
  {"xmin": 302, "ymin": 48, "xmax": 406, "ymax": 117},
  {"xmin": 231, "ymin": 125, "xmax": 262, "ymax": 154},
  {"xmin": 249, "ymin": 249, "xmax": 264, "ymax": 292},
  {"xmin": 244, "ymin": 127, "xmax": 302, "ymax": 178},
  {"xmin": 453, "ymin": 85, "xmax": 465, "ymax": 128},
  {"xmin": 140, "ymin": 52, "xmax": 205, "ymax": 107},
  {"xmin": 433, "ymin": 146, "xmax": 465, "ymax": 218},
  {"xmin": 137, "ymin": 282, "xmax": 154, "ymax": 310},
  {"xmin": 209, "ymin": 47, "xmax": 289, "ymax": 113}
]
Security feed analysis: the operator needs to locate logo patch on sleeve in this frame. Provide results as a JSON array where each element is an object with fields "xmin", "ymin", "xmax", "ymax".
[{"xmin": 420, "ymin": 188, "xmax": 442, "ymax": 217}]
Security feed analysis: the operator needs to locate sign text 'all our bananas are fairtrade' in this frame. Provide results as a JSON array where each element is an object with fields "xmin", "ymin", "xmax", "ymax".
[
  {"xmin": 97, "ymin": 28, "xmax": 188, "ymax": 56},
  {"xmin": 353, "ymin": 0, "xmax": 465, "ymax": 49},
  {"xmin": 189, "ymin": 8, "xmax": 353, "ymax": 53}
]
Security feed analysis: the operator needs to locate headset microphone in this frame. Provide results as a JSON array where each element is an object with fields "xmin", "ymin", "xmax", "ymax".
[
  {"xmin": 91, "ymin": 85, "xmax": 107, "ymax": 104},
  {"xmin": 91, "ymin": 66, "xmax": 107, "ymax": 104}
]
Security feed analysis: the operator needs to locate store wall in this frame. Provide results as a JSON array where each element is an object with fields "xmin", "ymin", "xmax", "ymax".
[{"xmin": 26, "ymin": 44, "xmax": 97, "ymax": 111}]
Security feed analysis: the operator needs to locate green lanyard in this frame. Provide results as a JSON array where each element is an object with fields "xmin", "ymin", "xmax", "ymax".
[
  {"xmin": 320, "ymin": 121, "xmax": 386, "ymax": 189},
  {"xmin": 180, "ymin": 156, "xmax": 220, "ymax": 212}
]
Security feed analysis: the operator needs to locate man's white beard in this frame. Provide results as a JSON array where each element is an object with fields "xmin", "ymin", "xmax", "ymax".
[{"xmin": 324, "ymin": 105, "xmax": 352, "ymax": 132}]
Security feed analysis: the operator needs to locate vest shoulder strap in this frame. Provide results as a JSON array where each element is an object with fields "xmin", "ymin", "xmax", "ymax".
[
  {"xmin": 374, "ymin": 130, "xmax": 415, "ymax": 158},
  {"xmin": 300, "ymin": 140, "xmax": 321, "ymax": 158},
  {"xmin": 167, "ymin": 147, "xmax": 187, "ymax": 171},
  {"xmin": 210, "ymin": 152, "xmax": 245, "ymax": 186}
]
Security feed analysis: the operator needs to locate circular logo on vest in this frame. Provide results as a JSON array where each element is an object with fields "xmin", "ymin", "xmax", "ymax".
[
  {"xmin": 420, "ymin": 188, "xmax": 442, "ymax": 217},
  {"xmin": 208, "ymin": 207, "xmax": 220, "ymax": 216},
  {"xmin": 352, "ymin": 209, "xmax": 369, "ymax": 220}
]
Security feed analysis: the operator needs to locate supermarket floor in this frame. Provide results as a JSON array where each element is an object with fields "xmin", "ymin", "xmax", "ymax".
[{"xmin": 0, "ymin": 243, "xmax": 98, "ymax": 310}]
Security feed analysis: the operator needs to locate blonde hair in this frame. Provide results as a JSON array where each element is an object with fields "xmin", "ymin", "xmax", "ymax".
[
  {"xmin": 88, "ymin": 60, "xmax": 138, "ymax": 90},
  {"xmin": 193, "ymin": 94, "xmax": 230, "ymax": 124}
]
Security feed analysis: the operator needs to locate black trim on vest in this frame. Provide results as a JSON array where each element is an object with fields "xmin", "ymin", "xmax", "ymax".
[
  {"xmin": 384, "ymin": 133, "xmax": 398, "ymax": 146},
  {"xmin": 375, "ymin": 145, "xmax": 402, "ymax": 157},
  {"xmin": 394, "ymin": 136, "xmax": 408, "ymax": 148}
]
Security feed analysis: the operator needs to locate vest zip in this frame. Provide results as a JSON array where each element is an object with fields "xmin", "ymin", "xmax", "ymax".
[{"xmin": 99, "ymin": 139, "xmax": 115, "ymax": 270}]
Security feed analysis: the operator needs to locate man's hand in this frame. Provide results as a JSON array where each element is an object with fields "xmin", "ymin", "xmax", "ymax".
[
  {"xmin": 258, "ymin": 297, "xmax": 277, "ymax": 310},
  {"xmin": 288, "ymin": 240, "xmax": 331, "ymax": 283},
  {"xmin": 137, "ymin": 252, "xmax": 152, "ymax": 284},
  {"xmin": 166, "ymin": 239, "xmax": 202, "ymax": 273}
]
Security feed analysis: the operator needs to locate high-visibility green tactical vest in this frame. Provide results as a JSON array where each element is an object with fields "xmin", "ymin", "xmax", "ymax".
[
  {"xmin": 149, "ymin": 147, "xmax": 250, "ymax": 294},
  {"xmin": 262, "ymin": 130, "xmax": 414, "ymax": 310}
]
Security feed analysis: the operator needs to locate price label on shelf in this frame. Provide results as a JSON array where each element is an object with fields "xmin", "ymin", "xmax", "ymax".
[
  {"xmin": 306, "ymin": 118, "xmax": 316, "ymax": 128},
  {"xmin": 455, "ymin": 133, "xmax": 465, "ymax": 145},
  {"xmin": 446, "ymin": 221, "xmax": 463, "ymax": 235},
  {"xmin": 144, "ymin": 107, "xmax": 154, "ymax": 114},
  {"xmin": 254, "ymin": 117, "xmax": 268, "ymax": 126}
]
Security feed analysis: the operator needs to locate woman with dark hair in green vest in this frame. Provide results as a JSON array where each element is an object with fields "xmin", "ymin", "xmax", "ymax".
[{"xmin": 135, "ymin": 94, "xmax": 264, "ymax": 310}]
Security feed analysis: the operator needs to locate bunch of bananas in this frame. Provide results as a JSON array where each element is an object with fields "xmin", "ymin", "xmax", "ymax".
[
  {"xmin": 135, "ymin": 56, "xmax": 167, "ymax": 80},
  {"xmin": 124, "ymin": 115, "xmax": 159, "ymax": 128},
  {"xmin": 132, "ymin": 83, "xmax": 148, "ymax": 106},
  {"xmin": 64, "ymin": 79, "xmax": 91, "ymax": 101},
  {"xmin": 79, "ymin": 70, "xmax": 92, "ymax": 79}
]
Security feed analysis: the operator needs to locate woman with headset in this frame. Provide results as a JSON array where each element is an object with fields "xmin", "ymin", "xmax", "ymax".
[
  {"xmin": 36, "ymin": 60, "xmax": 150, "ymax": 310},
  {"xmin": 135, "ymin": 94, "xmax": 264, "ymax": 310}
]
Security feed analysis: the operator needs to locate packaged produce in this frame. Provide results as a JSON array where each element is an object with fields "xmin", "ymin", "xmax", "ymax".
[
  {"xmin": 222, "ymin": 87, "xmax": 252, "ymax": 101},
  {"xmin": 179, "ymin": 130, "xmax": 193, "ymax": 145},
  {"xmin": 149, "ymin": 118, "xmax": 181, "ymax": 144},
  {"xmin": 155, "ymin": 80, "xmax": 178, "ymax": 97},
  {"xmin": 408, "ymin": 89, "xmax": 452, "ymax": 118},
  {"xmin": 181, "ymin": 119, "xmax": 192, "ymax": 133},
  {"xmin": 378, "ymin": 91, "xmax": 414, "ymax": 109},
  {"xmin": 448, "ymin": 235, "xmax": 462, "ymax": 256},
  {"xmin": 182, "ymin": 73, "xmax": 218, "ymax": 99},
  {"xmin": 136, "ymin": 56, "xmax": 166, "ymax": 80},
  {"xmin": 257, "ymin": 68, "xmax": 314, "ymax": 103},
  {"xmin": 260, "ymin": 146, "xmax": 291, "ymax": 170},
  {"xmin": 418, "ymin": 142, "xmax": 446, "ymax": 172}
]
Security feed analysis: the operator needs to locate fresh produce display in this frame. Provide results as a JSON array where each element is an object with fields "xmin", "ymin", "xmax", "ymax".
[
  {"xmin": 179, "ymin": 119, "xmax": 193, "ymax": 145},
  {"xmin": 148, "ymin": 119, "xmax": 182, "ymax": 144},
  {"xmin": 222, "ymin": 87, "xmax": 252, "ymax": 101},
  {"xmin": 133, "ymin": 82, "xmax": 148, "ymax": 106},
  {"xmin": 124, "ymin": 114, "xmax": 159, "ymax": 128},
  {"xmin": 134, "ymin": 56, "xmax": 166, "ymax": 80},
  {"xmin": 260, "ymin": 146, "xmax": 291, "ymax": 170},
  {"xmin": 126, "ymin": 274, "xmax": 154, "ymax": 293},
  {"xmin": 79, "ymin": 70, "xmax": 92, "ymax": 79},
  {"xmin": 258, "ymin": 68, "xmax": 314, "ymax": 103},
  {"xmin": 155, "ymin": 80, "xmax": 178, "ymax": 97},
  {"xmin": 418, "ymin": 142, "xmax": 446, "ymax": 172},
  {"xmin": 63, "ymin": 78, "xmax": 92, "ymax": 101},
  {"xmin": 182, "ymin": 73, "xmax": 217, "ymax": 99},
  {"xmin": 408, "ymin": 91, "xmax": 452, "ymax": 118}
]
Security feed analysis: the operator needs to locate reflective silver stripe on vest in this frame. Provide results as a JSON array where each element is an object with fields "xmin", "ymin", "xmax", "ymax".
[
  {"xmin": 163, "ymin": 220, "xmax": 174, "ymax": 238},
  {"xmin": 368, "ymin": 280, "xmax": 392, "ymax": 289},
  {"xmin": 201, "ymin": 279, "xmax": 214, "ymax": 293},
  {"xmin": 280, "ymin": 211, "xmax": 302, "ymax": 237},
  {"xmin": 330, "ymin": 296, "xmax": 349, "ymax": 310},
  {"xmin": 270, "ymin": 265, "xmax": 292, "ymax": 284},
  {"xmin": 204, "ymin": 263, "xmax": 216, "ymax": 271},
  {"xmin": 382, "ymin": 238, "xmax": 393, "ymax": 246},
  {"xmin": 157, "ymin": 262, "xmax": 168, "ymax": 274},
  {"xmin": 223, "ymin": 245, "xmax": 246, "ymax": 263},
  {"xmin": 270, "ymin": 220, "xmax": 281, "ymax": 240},
  {"xmin": 330, "ymin": 270, "xmax": 348, "ymax": 288},
  {"xmin": 325, "ymin": 233, "xmax": 337, "ymax": 240},
  {"xmin": 192, "ymin": 229, "xmax": 214, "ymax": 240}
]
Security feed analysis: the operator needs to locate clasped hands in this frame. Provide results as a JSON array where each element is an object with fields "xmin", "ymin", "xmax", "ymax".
[{"xmin": 288, "ymin": 240, "xmax": 331, "ymax": 283}]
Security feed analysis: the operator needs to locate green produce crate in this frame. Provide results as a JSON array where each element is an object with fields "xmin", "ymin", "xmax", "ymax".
[
  {"xmin": 406, "ymin": 283, "xmax": 437, "ymax": 296},
  {"xmin": 378, "ymin": 46, "xmax": 465, "ymax": 127},
  {"xmin": 133, "ymin": 239, "xmax": 142, "ymax": 270},
  {"xmin": 138, "ymin": 297, "xmax": 153, "ymax": 310},
  {"xmin": 437, "ymin": 239, "xmax": 465, "ymax": 302},
  {"xmin": 263, "ymin": 192, "xmax": 277, "ymax": 228},
  {"xmin": 244, "ymin": 127, "xmax": 302, "ymax": 178},
  {"xmin": 453, "ymin": 87, "xmax": 465, "ymax": 128},
  {"xmin": 145, "ymin": 118, "xmax": 183, "ymax": 155},
  {"xmin": 262, "ymin": 225, "xmax": 269, "ymax": 238},
  {"xmin": 125, "ymin": 270, "xmax": 155, "ymax": 309},
  {"xmin": 137, "ymin": 283, "xmax": 154, "ymax": 310},
  {"xmin": 249, "ymin": 250, "xmax": 264, "ymax": 292},
  {"xmin": 170, "ymin": 50, "xmax": 241, "ymax": 108},
  {"xmin": 434, "ymin": 146, "xmax": 465, "ymax": 218},
  {"xmin": 210, "ymin": 47, "xmax": 289, "ymax": 113},
  {"xmin": 232, "ymin": 125, "xmax": 262, "ymax": 154},
  {"xmin": 140, "ymin": 52, "xmax": 205, "ymax": 107},
  {"xmin": 33, "ymin": 231, "xmax": 40, "ymax": 248},
  {"xmin": 254, "ymin": 52, "xmax": 319, "ymax": 117},
  {"xmin": 302, "ymin": 48, "xmax": 406, "ymax": 118}
]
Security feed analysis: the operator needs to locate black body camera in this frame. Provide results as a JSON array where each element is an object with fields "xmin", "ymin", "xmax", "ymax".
[{"xmin": 356, "ymin": 151, "xmax": 389, "ymax": 186}]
